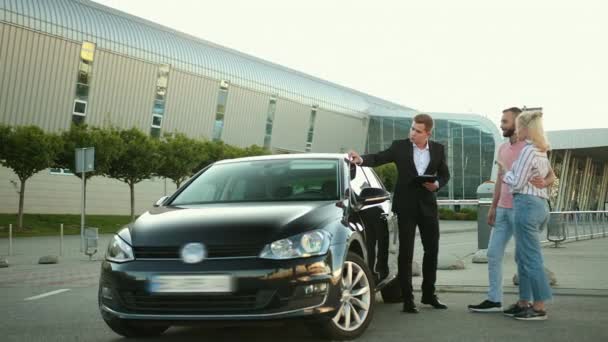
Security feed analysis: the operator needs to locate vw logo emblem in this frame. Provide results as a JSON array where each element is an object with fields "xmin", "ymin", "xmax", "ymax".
[{"xmin": 180, "ymin": 243, "xmax": 207, "ymax": 264}]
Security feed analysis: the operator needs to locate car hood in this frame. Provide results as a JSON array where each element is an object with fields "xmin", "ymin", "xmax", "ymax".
[{"xmin": 129, "ymin": 201, "xmax": 343, "ymax": 247}]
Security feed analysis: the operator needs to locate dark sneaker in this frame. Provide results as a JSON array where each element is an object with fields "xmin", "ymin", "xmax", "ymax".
[
  {"xmin": 514, "ymin": 307, "xmax": 548, "ymax": 321},
  {"xmin": 468, "ymin": 300, "xmax": 502, "ymax": 313},
  {"xmin": 503, "ymin": 303, "xmax": 530, "ymax": 317}
]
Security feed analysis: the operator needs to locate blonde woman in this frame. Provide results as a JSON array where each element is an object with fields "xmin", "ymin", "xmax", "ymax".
[{"xmin": 498, "ymin": 111, "xmax": 552, "ymax": 321}]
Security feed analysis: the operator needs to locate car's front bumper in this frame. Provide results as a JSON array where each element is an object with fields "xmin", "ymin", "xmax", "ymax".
[{"xmin": 99, "ymin": 244, "xmax": 347, "ymax": 321}]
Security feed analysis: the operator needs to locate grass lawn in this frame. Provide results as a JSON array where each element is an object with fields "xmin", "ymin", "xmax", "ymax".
[{"xmin": 0, "ymin": 214, "xmax": 133, "ymax": 237}]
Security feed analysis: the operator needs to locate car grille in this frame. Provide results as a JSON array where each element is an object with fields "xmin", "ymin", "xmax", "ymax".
[
  {"xmin": 119, "ymin": 290, "xmax": 275, "ymax": 313},
  {"xmin": 133, "ymin": 244, "xmax": 263, "ymax": 259}
]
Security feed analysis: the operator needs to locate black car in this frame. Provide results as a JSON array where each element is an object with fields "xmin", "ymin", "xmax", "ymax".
[{"xmin": 99, "ymin": 154, "xmax": 401, "ymax": 340}]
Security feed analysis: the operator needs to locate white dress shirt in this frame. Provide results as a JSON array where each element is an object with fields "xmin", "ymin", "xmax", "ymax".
[
  {"xmin": 357, "ymin": 140, "xmax": 440, "ymax": 188},
  {"xmin": 413, "ymin": 141, "xmax": 431, "ymax": 175},
  {"xmin": 413, "ymin": 141, "xmax": 440, "ymax": 188}
]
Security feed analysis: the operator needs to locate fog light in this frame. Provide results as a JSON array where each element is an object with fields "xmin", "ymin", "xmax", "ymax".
[
  {"xmin": 304, "ymin": 285, "xmax": 314, "ymax": 295},
  {"xmin": 300, "ymin": 283, "xmax": 328, "ymax": 297},
  {"xmin": 101, "ymin": 286, "xmax": 113, "ymax": 300},
  {"xmin": 314, "ymin": 283, "xmax": 327, "ymax": 294}
]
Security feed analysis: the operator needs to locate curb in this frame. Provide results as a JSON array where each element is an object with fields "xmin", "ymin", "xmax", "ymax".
[{"xmin": 426, "ymin": 285, "xmax": 608, "ymax": 298}]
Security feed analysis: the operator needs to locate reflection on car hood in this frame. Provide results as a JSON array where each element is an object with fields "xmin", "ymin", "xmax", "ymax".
[{"xmin": 130, "ymin": 201, "xmax": 343, "ymax": 247}]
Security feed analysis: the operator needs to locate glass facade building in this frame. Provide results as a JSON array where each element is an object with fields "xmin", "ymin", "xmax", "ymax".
[{"xmin": 366, "ymin": 114, "xmax": 501, "ymax": 200}]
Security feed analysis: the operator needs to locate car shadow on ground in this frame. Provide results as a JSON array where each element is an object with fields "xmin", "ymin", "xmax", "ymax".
[{"xmin": 108, "ymin": 321, "xmax": 319, "ymax": 342}]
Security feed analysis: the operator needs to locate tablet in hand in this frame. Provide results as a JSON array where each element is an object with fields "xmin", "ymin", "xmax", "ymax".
[{"xmin": 415, "ymin": 175, "xmax": 437, "ymax": 184}]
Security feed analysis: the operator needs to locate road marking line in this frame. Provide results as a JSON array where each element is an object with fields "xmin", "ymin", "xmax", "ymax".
[{"xmin": 24, "ymin": 289, "xmax": 71, "ymax": 301}]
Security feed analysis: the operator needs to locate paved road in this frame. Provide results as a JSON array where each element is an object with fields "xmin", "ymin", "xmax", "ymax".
[
  {"xmin": 2, "ymin": 286, "xmax": 607, "ymax": 342},
  {"xmin": 2, "ymin": 224, "xmax": 608, "ymax": 341}
]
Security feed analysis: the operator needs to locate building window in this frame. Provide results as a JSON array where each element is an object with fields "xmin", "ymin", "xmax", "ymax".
[
  {"xmin": 212, "ymin": 81, "xmax": 229, "ymax": 141},
  {"xmin": 72, "ymin": 41, "xmax": 95, "ymax": 124},
  {"xmin": 73, "ymin": 100, "xmax": 87, "ymax": 115},
  {"xmin": 152, "ymin": 114, "xmax": 162, "ymax": 127},
  {"xmin": 263, "ymin": 96, "xmax": 277, "ymax": 150},
  {"xmin": 305, "ymin": 106, "xmax": 318, "ymax": 152},
  {"xmin": 80, "ymin": 41, "xmax": 96, "ymax": 62},
  {"xmin": 149, "ymin": 64, "xmax": 170, "ymax": 137}
]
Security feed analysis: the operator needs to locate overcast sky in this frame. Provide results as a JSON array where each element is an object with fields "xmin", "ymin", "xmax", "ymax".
[{"xmin": 93, "ymin": 0, "xmax": 607, "ymax": 132}]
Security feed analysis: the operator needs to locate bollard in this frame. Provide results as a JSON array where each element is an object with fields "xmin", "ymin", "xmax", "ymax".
[
  {"xmin": 9, "ymin": 224, "xmax": 13, "ymax": 256},
  {"xmin": 60, "ymin": 223, "xmax": 64, "ymax": 257}
]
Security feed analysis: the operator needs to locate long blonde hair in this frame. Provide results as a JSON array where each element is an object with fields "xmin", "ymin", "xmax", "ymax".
[{"xmin": 517, "ymin": 111, "xmax": 550, "ymax": 152}]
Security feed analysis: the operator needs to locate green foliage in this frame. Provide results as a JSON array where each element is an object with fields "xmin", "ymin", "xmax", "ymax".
[
  {"xmin": 192, "ymin": 141, "xmax": 270, "ymax": 173},
  {"xmin": 439, "ymin": 207, "xmax": 477, "ymax": 220},
  {"xmin": 373, "ymin": 163, "xmax": 397, "ymax": 192},
  {"xmin": 0, "ymin": 123, "xmax": 269, "ymax": 224},
  {"xmin": 1, "ymin": 126, "xmax": 61, "ymax": 182},
  {"xmin": 106, "ymin": 128, "xmax": 160, "ymax": 220},
  {"xmin": 56, "ymin": 124, "xmax": 123, "ymax": 179},
  {"xmin": 241, "ymin": 144, "xmax": 270, "ymax": 157},
  {"xmin": 0, "ymin": 213, "xmax": 131, "ymax": 237},
  {"xmin": 106, "ymin": 128, "xmax": 159, "ymax": 185},
  {"xmin": 0, "ymin": 126, "xmax": 62, "ymax": 228},
  {"xmin": 0, "ymin": 123, "xmax": 10, "ymax": 160},
  {"xmin": 157, "ymin": 132, "xmax": 205, "ymax": 188}
]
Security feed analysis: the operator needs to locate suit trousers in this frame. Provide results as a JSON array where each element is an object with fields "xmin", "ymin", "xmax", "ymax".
[
  {"xmin": 361, "ymin": 206, "xmax": 389, "ymax": 275},
  {"xmin": 397, "ymin": 208, "xmax": 440, "ymax": 303}
]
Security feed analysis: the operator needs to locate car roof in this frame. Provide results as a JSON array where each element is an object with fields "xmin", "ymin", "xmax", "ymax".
[{"xmin": 214, "ymin": 153, "xmax": 350, "ymax": 165}]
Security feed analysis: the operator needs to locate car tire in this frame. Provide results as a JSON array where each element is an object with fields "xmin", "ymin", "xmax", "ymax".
[
  {"xmin": 98, "ymin": 288, "xmax": 169, "ymax": 338},
  {"xmin": 310, "ymin": 252, "xmax": 375, "ymax": 340},
  {"xmin": 380, "ymin": 277, "xmax": 403, "ymax": 303}
]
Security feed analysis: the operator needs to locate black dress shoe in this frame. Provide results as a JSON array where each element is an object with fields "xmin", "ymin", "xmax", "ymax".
[
  {"xmin": 402, "ymin": 303, "xmax": 419, "ymax": 314},
  {"xmin": 421, "ymin": 295, "xmax": 448, "ymax": 309}
]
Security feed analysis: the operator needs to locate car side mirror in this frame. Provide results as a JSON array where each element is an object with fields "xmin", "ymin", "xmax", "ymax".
[
  {"xmin": 154, "ymin": 196, "xmax": 169, "ymax": 207},
  {"xmin": 358, "ymin": 187, "xmax": 390, "ymax": 206}
]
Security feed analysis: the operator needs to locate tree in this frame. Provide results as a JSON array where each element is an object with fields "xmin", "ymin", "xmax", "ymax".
[
  {"xmin": 157, "ymin": 133, "xmax": 205, "ymax": 188},
  {"xmin": 106, "ymin": 128, "xmax": 159, "ymax": 220},
  {"xmin": 192, "ymin": 140, "xmax": 225, "ymax": 173},
  {"xmin": 0, "ymin": 124, "xmax": 10, "ymax": 155},
  {"xmin": 242, "ymin": 144, "xmax": 270, "ymax": 157},
  {"xmin": 56, "ymin": 125, "xmax": 123, "ymax": 218},
  {"xmin": 0, "ymin": 126, "xmax": 61, "ymax": 228}
]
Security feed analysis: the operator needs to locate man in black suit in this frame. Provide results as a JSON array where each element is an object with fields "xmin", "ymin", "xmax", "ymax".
[{"xmin": 349, "ymin": 113, "xmax": 450, "ymax": 313}]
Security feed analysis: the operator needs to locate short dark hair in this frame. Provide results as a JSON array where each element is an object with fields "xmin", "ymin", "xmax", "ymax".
[
  {"xmin": 503, "ymin": 107, "xmax": 522, "ymax": 117},
  {"xmin": 414, "ymin": 113, "xmax": 434, "ymax": 132}
]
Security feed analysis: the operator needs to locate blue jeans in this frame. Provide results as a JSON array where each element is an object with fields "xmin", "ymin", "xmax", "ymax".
[
  {"xmin": 513, "ymin": 194, "xmax": 552, "ymax": 302},
  {"xmin": 487, "ymin": 207, "xmax": 514, "ymax": 303}
]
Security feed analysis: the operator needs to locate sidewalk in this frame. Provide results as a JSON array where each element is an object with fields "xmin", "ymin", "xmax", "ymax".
[
  {"xmin": 1, "ymin": 223, "xmax": 607, "ymax": 296},
  {"xmin": 425, "ymin": 238, "xmax": 608, "ymax": 295}
]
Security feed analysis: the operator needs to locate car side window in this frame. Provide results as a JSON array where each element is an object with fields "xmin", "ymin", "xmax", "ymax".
[
  {"xmin": 362, "ymin": 168, "xmax": 385, "ymax": 190},
  {"xmin": 350, "ymin": 165, "xmax": 371, "ymax": 196}
]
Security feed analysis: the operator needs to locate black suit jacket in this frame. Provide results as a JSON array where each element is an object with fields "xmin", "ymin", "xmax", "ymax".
[{"xmin": 362, "ymin": 139, "xmax": 450, "ymax": 217}]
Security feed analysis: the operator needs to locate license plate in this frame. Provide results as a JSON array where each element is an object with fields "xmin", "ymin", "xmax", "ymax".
[{"xmin": 148, "ymin": 275, "xmax": 235, "ymax": 293}]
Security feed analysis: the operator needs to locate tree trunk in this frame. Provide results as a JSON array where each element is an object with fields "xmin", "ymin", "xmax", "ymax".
[
  {"xmin": 18, "ymin": 179, "xmax": 25, "ymax": 229},
  {"xmin": 129, "ymin": 181, "xmax": 135, "ymax": 221},
  {"xmin": 176, "ymin": 179, "xmax": 182, "ymax": 188}
]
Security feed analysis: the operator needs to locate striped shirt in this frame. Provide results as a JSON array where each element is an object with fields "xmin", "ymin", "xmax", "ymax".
[{"xmin": 503, "ymin": 142, "xmax": 550, "ymax": 199}]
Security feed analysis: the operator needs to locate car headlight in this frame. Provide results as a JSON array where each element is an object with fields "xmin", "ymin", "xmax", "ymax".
[
  {"xmin": 106, "ymin": 233, "xmax": 134, "ymax": 263},
  {"xmin": 259, "ymin": 230, "xmax": 332, "ymax": 260}
]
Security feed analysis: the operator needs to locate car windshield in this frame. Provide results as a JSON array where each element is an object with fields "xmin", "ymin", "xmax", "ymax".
[{"xmin": 170, "ymin": 159, "xmax": 340, "ymax": 205}]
